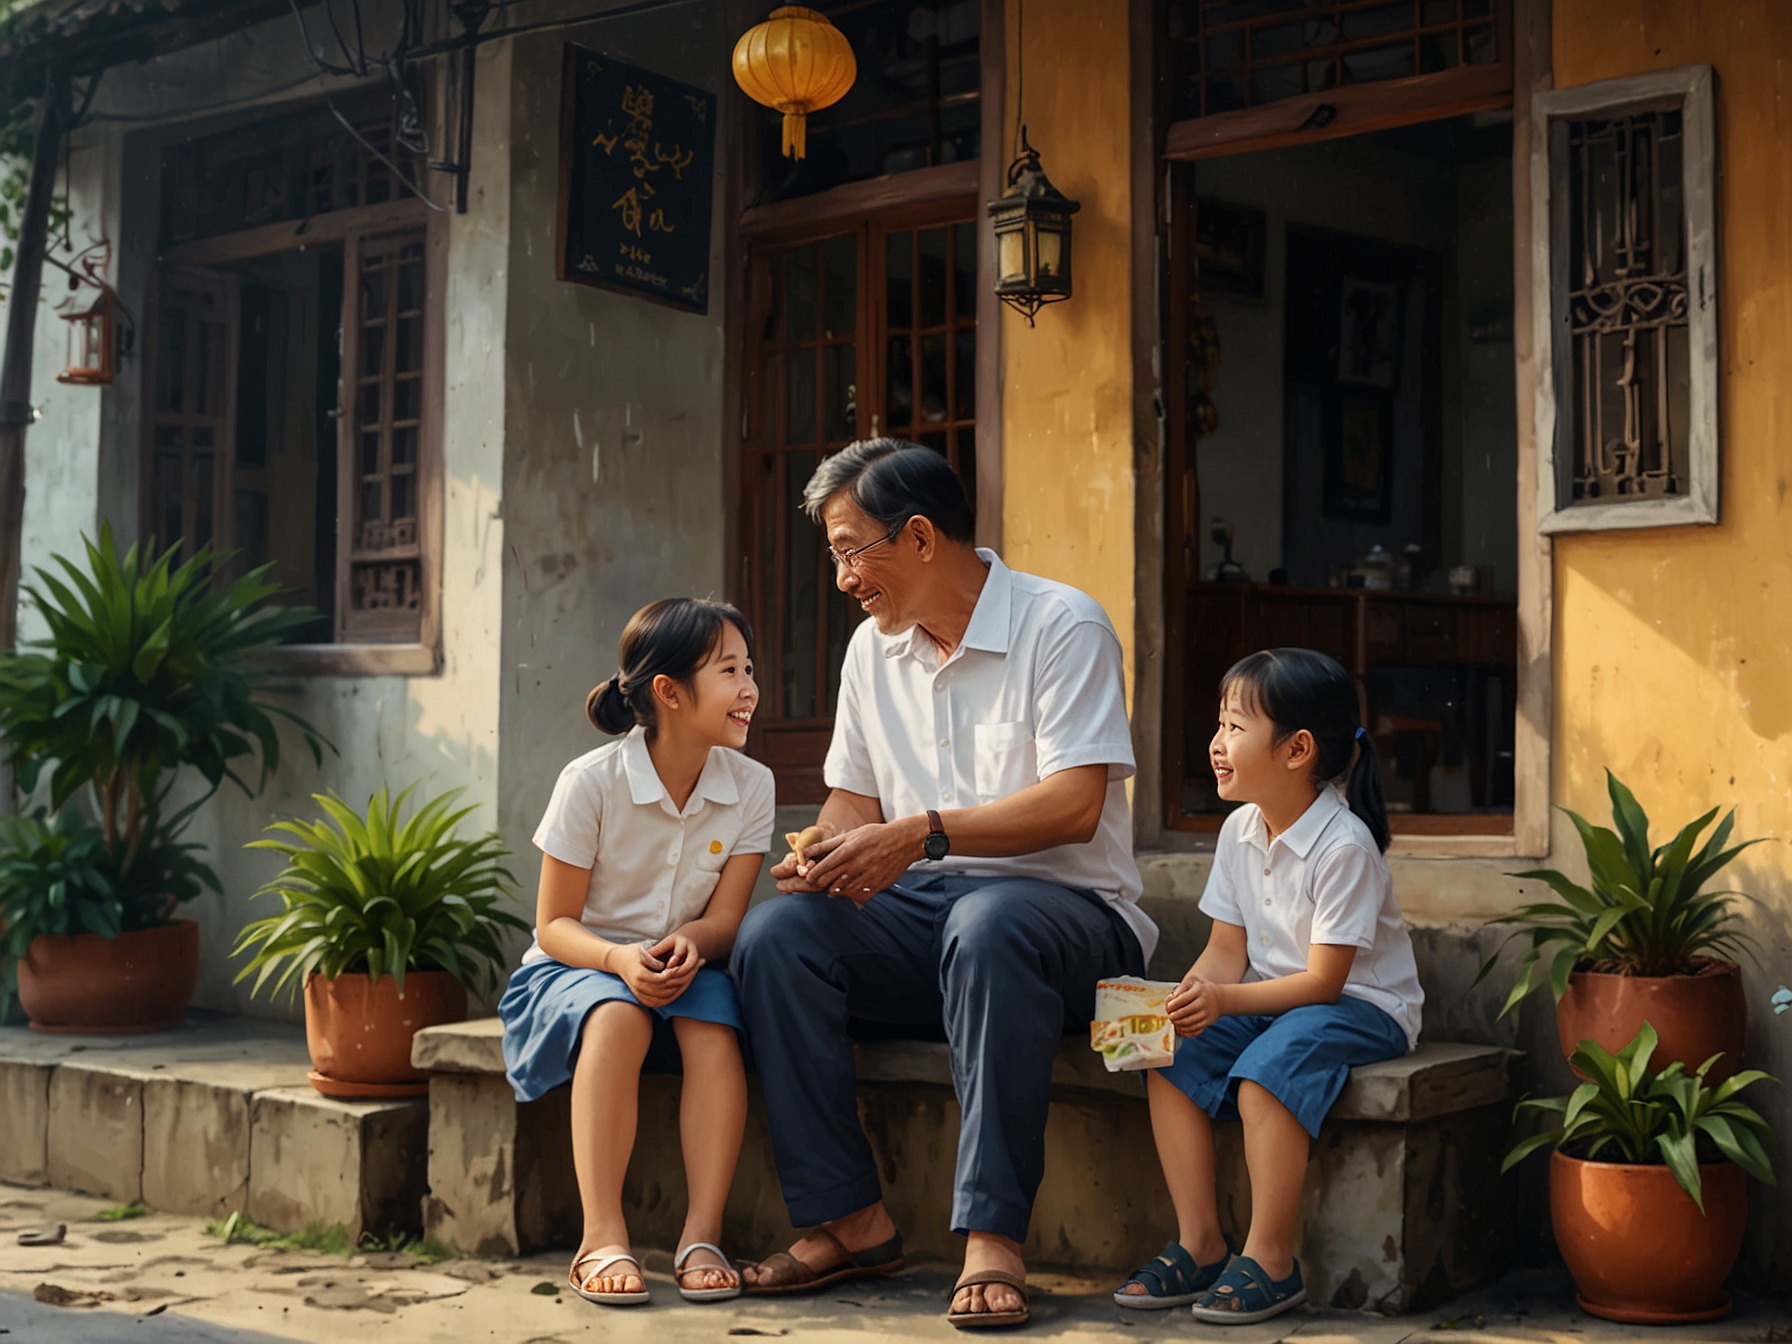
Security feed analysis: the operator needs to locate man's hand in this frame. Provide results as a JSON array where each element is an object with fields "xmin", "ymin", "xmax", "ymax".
[
  {"xmin": 771, "ymin": 824, "xmax": 836, "ymax": 893},
  {"xmin": 1166, "ymin": 971, "xmax": 1226, "ymax": 1037},
  {"xmin": 610, "ymin": 934, "xmax": 702, "ymax": 1007},
  {"xmin": 798, "ymin": 820, "xmax": 924, "ymax": 906}
]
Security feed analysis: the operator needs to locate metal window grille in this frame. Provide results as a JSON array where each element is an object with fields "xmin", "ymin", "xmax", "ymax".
[{"xmin": 1565, "ymin": 110, "xmax": 1689, "ymax": 503}]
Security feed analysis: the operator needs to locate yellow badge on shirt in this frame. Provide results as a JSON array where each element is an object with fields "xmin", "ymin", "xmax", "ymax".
[{"xmin": 709, "ymin": 840, "xmax": 724, "ymax": 854}]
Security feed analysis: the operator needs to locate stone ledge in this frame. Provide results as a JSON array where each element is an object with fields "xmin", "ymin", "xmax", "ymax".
[{"xmin": 411, "ymin": 1018, "xmax": 1514, "ymax": 1124}]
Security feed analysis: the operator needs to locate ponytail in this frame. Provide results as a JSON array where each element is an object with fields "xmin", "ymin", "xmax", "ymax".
[
  {"xmin": 1346, "ymin": 725, "xmax": 1391, "ymax": 853},
  {"xmin": 585, "ymin": 597, "xmax": 755, "ymax": 737},
  {"xmin": 1218, "ymin": 648, "xmax": 1391, "ymax": 852}
]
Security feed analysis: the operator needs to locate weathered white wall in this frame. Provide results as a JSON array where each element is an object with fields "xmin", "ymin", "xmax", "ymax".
[
  {"xmin": 494, "ymin": 13, "xmax": 733, "ymax": 943},
  {"xmin": 12, "ymin": 2, "xmax": 515, "ymax": 1020}
]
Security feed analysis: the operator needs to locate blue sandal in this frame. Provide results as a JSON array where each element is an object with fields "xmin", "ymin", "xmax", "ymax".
[
  {"xmin": 1189, "ymin": 1255, "xmax": 1306, "ymax": 1324},
  {"xmin": 1112, "ymin": 1240, "xmax": 1231, "ymax": 1310}
]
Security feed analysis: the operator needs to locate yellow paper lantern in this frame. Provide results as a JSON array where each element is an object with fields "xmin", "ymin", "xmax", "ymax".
[{"xmin": 732, "ymin": 6, "xmax": 857, "ymax": 160}]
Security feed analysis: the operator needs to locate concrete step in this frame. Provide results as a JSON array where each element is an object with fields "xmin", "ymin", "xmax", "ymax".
[
  {"xmin": 412, "ymin": 1019, "xmax": 1518, "ymax": 1313},
  {"xmin": 0, "ymin": 1011, "xmax": 426, "ymax": 1240}
]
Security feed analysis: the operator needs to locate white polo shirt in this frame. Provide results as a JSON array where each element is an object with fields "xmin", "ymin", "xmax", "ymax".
[
  {"xmin": 823, "ymin": 550, "xmax": 1156, "ymax": 963},
  {"xmin": 519, "ymin": 727, "xmax": 776, "ymax": 964},
  {"xmin": 1198, "ymin": 786, "xmax": 1423, "ymax": 1048}
]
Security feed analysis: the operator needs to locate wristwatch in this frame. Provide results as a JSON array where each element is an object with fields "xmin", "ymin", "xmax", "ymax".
[{"xmin": 923, "ymin": 809, "xmax": 951, "ymax": 861}]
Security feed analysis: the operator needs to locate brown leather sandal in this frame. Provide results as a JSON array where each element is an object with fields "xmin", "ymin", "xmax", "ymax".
[
  {"xmin": 742, "ymin": 1226, "xmax": 905, "ymax": 1296},
  {"xmin": 948, "ymin": 1268, "xmax": 1030, "ymax": 1329}
]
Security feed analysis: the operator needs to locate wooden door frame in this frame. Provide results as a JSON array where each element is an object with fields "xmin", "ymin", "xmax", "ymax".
[{"xmin": 1153, "ymin": 0, "xmax": 1554, "ymax": 857}]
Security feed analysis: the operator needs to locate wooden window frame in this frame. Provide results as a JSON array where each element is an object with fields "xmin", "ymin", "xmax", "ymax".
[
  {"xmin": 145, "ymin": 197, "xmax": 446, "ymax": 677},
  {"xmin": 1164, "ymin": 2, "xmax": 1515, "ymax": 162},
  {"xmin": 1530, "ymin": 64, "xmax": 1719, "ymax": 535},
  {"xmin": 1156, "ymin": 0, "xmax": 1554, "ymax": 858}
]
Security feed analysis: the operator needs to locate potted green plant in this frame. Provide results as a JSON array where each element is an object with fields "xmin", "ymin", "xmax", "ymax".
[
  {"xmin": 1502, "ymin": 1024, "xmax": 1778, "ymax": 1323},
  {"xmin": 0, "ymin": 529, "xmax": 323, "ymax": 1032},
  {"xmin": 1475, "ymin": 770, "xmax": 1758, "ymax": 1076},
  {"xmin": 233, "ymin": 785, "xmax": 528, "ymax": 1098}
]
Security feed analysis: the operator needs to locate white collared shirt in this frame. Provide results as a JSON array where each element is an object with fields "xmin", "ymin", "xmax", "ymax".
[
  {"xmin": 823, "ymin": 549, "xmax": 1156, "ymax": 962},
  {"xmin": 519, "ymin": 727, "xmax": 776, "ymax": 963},
  {"xmin": 1198, "ymin": 786, "xmax": 1423, "ymax": 1048}
]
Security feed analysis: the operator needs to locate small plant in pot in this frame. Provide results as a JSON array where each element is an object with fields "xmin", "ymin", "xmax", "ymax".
[
  {"xmin": 1475, "ymin": 770, "xmax": 1759, "ymax": 1076},
  {"xmin": 0, "ymin": 529, "xmax": 324, "ymax": 1032},
  {"xmin": 1502, "ymin": 1024, "xmax": 1779, "ymax": 1324},
  {"xmin": 234, "ymin": 785, "xmax": 528, "ymax": 1098}
]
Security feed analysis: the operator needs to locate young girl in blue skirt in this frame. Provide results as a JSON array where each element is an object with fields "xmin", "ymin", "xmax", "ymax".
[
  {"xmin": 1115, "ymin": 648, "xmax": 1423, "ymax": 1324},
  {"xmin": 498, "ymin": 598, "xmax": 773, "ymax": 1307}
]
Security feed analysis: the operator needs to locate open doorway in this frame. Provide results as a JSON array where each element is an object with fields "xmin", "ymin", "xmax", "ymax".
[{"xmin": 1166, "ymin": 112, "xmax": 1518, "ymax": 834}]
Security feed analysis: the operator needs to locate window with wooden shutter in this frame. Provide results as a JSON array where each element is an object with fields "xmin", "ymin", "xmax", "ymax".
[
  {"xmin": 343, "ymin": 229, "xmax": 428, "ymax": 642},
  {"xmin": 144, "ymin": 97, "xmax": 440, "ymax": 674}
]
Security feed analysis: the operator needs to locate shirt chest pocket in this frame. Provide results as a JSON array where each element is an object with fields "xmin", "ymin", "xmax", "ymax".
[
  {"xmin": 691, "ymin": 818, "xmax": 743, "ymax": 873},
  {"xmin": 973, "ymin": 720, "xmax": 1039, "ymax": 803}
]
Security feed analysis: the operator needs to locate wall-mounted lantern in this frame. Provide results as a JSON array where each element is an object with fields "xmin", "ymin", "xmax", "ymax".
[
  {"xmin": 56, "ymin": 287, "xmax": 116, "ymax": 386},
  {"xmin": 732, "ymin": 5, "xmax": 857, "ymax": 160},
  {"xmin": 988, "ymin": 127, "xmax": 1080, "ymax": 326}
]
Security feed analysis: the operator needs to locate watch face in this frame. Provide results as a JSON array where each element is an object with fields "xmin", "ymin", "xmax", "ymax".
[{"xmin": 924, "ymin": 831, "xmax": 950, "ymax": 860}]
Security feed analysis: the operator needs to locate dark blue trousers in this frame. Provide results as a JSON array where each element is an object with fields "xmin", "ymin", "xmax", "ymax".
[{"xmin": 732, "ymin": 871, "xmax": 1143, "ymax": 1242}]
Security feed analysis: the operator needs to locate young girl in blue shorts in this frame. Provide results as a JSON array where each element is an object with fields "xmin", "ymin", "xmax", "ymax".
[
  {"xmin": 1115, "ymin": 648, "xmax": 1422, "ymax": 1324},
  {"xmin": 498, "ymin": 598, "xmax": 773, "ymax": 1308}
]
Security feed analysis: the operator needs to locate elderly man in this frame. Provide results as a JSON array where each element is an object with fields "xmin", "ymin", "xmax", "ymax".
[{"xmin": 733, "ymin": 439, "xmax": 1155, "ymax": 1327}]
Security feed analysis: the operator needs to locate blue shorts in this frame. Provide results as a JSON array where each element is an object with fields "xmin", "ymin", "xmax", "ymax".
[
  {"xmin": 497, "ymin": 957, "xmax": 743, "ymax": 1102},
  {"xmin": 1155, "ymin": 995, "xmax": 1410, "ymax": 1137}
]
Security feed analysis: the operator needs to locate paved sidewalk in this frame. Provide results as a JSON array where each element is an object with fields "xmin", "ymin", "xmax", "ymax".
[{"xmin": 3, "ymin": 1184, "xmax": 1788, "ymax": 1343}]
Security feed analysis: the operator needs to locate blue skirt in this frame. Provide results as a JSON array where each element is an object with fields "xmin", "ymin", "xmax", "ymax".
[
  {"xmin": 497, "ymin": 957, "xmax": 744, "ymax": 1103},
  {"xmin": 1154, "ymin": 994, "xmax": 1409, "ymax": 1138}
]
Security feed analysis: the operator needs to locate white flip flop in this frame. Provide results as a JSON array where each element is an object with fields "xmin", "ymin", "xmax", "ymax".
[
  {"xmin": 675, "ymin": 1241, "xmax": 743, "ymax": 1302},
  {"xmin": 570, "ymin": 1246, "xmax": 651, "ymax": 1306}
]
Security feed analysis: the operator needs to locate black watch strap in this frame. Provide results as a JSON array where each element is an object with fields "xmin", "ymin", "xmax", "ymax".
[{"xmin": 924, "ymin": 809, "xmax": 950, "ymax": 861}]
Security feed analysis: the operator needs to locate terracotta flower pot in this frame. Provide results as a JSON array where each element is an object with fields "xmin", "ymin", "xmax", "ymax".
[
  {"xmin": 1550, "ymin": 1149, "xmax": 1746, "ymax": 1323},
  {"xmin": 17, "ymin": 920, "xmax": 199, "ymax": 1034},
  {"xmin": 303, "ymin": 969, "xmax": 467, "ymax": 1099},
  {"xmin": 1555, "ymin": 960, "xmax": 1747, "ymax": 1079}
]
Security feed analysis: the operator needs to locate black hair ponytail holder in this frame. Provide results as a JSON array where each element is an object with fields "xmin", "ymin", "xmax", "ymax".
[{"xmin": 1355, "ymin": 727, "xmax": 1369, "ymax": 744}]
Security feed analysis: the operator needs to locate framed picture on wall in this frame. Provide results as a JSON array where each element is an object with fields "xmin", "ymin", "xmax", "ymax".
[
  {"xmin": 1324, "ymin": 388, "xmax": 1394, "ymax": 523},
  {"xmin": 1193, "ymin": 197, "xmax": 1267, "ymax": 297},
  {"xmin": 1337, "ymin": 276, "xmax": 1401, "ymax": 389}
]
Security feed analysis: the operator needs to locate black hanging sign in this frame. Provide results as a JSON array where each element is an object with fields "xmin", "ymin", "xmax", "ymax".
[{"xmin": 557, "ymin": 46, "xmax": 716, "ymax": 313}]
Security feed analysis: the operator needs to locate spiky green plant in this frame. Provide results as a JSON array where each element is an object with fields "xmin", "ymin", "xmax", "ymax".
[
  {"xmin": 1474, "ymin": 771, "xmax": 1760, "ymax": 1018},
  {"xmin": 232, "ymin": 786, "xmax": 528, "ymax": 1001},
  {"xmin": 0, "ymin": 525, "xmax": 325, "ymax": 889},
  {"xmin": 1502, "ymin": 1023, "xmax": 1779, "ymax": 1212}
]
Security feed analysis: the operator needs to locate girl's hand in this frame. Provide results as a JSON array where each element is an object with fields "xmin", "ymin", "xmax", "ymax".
[
  {"xmin": 1167, "ymin": 973, "xmax": 1224, "ymax": 1037},
  {"xmin": 611, "ymin": 936, "xmax": 703, "ymax": 1007}
]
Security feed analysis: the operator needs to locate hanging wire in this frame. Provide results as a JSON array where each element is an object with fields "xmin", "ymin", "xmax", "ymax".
[{"xmin": 1012, "ymin": 0, "xmax": 1024, "ymax": 161}]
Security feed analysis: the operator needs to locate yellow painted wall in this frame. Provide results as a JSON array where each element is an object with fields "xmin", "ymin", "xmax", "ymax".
[
  {"xmin": 1552, "ymin": 0, "xmax": 1792, "ymax": 1277},
  {"xmin": 998, "ymin": 0, "xmax": 1139, "ymax": 691}
]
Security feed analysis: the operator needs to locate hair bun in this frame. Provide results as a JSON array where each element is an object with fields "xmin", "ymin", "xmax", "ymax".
[{"xmin": 586, "ymin": 674, "xmax": 636, "ymax": 735}]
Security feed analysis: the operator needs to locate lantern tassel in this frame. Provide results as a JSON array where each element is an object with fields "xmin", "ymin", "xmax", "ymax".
[{"xmin": 782, "ymin": 110, "xmax": 807, "ymax": 160}]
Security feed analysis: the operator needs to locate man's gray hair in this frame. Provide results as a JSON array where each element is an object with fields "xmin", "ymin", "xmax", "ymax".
[{"xmin": 799, "ymin": 438, "xmax": 977, "ymax": 544}]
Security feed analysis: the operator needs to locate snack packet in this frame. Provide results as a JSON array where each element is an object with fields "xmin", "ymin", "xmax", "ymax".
[{"xmin": 1089, "ymin": 976, "xmax": 1180, "ymax": 1072}]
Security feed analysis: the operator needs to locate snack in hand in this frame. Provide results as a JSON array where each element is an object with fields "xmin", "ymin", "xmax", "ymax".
[
  {"xmin": 785, "ymin": 824, "xmax": 831, "ymax": 866},
  {"xmin": 1090, "ymin": 976, "xmax": 1180, "ymax": 1072}
]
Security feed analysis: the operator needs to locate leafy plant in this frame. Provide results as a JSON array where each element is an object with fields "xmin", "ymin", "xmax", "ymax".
[
  {"xmin": 233, "ymin": 785, "xmax": 527, "ymax": 1001},
  {"xmin": 96, "ymin": 1201, "xmax": 147, "ymax": 1221},
  {"xmin": 1475, "ymin": 771, "xmax": 1760, "ymax": 1018},
  {"xmin": 0, "ymin": 526, "xmax": 325, "ymax": 902},
  {"xmin": 1502, "ymin": 1023, "xmax": 1779, "ymax": 1212},
  {"xmin": 0, "ymin": 809, "xmax": 117, "ymax": 1004}
]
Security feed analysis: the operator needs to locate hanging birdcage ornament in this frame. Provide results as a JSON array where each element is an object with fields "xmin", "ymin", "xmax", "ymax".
[{"xmin": 732, "ymin": 6, "xmax": 857, "ymax": 160}]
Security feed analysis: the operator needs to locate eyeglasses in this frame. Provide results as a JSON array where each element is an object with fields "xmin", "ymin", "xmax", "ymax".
[{"xmin": 827, "ymin": 518, "xmax": 910, "ymax": 571}]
